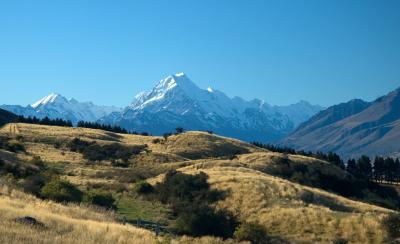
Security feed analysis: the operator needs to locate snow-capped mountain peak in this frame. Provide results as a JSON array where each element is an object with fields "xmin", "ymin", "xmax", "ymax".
[
  {"xmin": 31, "ymin": 93, "xmax": 66, "ymax": 108},
  {"xmin": 96, "ymin": 72, "xmax": 323, "ymax": 142},
  {"xmin": 155, "ymin": 72, "xmax": 199, "ymax": 92},
  {"xmin": 1, "ymin": 72, "xmax": 323, "ymax": 143},
  {"xmin": 131, "ymin": 73, "xmax": 201, "ymax": 110},
  {"xmin": 3, "ymin": 93, "xmax": 122, "ymax": 125}
]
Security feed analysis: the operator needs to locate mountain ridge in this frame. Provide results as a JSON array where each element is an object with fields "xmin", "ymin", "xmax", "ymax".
[
  {"xmin": 0, "ymin": 73, "xmax": 322, "ymax": 141},
  {"xmin": 283, "ymin": 87, "xmax": 400, "ymax": 158},
  {"xmin": 1, "ymin": 93, "xmax": 121, "ymax": 125},
  {"xmin": 99, "ymin": 73, "xmax": 322, "ymax": 141}
]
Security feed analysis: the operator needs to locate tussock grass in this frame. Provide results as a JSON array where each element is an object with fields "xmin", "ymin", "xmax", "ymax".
[
  {"xmin": 0, "ymin": 185, "xmax": 157, "ymax": 244},
  {"xmin": 176, "ymin": 165, "xmax": 390, "ymax": 243},
  {"xmin": 0, "ymin": 123, "xmax": 395, "ymax": 243}
]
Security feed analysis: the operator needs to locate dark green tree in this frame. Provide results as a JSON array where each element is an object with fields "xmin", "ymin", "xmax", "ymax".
[
  {"xmin": 357, "ymin": 155, "xmax": 372, "ymax": 179},
  {"xmin": 373, "ymin": 156, "xmax": 385, "ymax": 183}
]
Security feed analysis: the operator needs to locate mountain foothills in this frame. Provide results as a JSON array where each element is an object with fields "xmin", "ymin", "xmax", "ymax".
[
  {"xmin": 1, "ymin": 73, "xmax": 322, "ymax": 142},
  {"xmin": 283, "ymin": 88, "xmax": 400, "ymax": 159},
  {"xmin": 0, "ymin": 93, "xmax": 121, "ymax": 125}
]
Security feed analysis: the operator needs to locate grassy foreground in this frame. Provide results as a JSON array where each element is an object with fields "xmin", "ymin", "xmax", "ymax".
[{"xmin": 0, "ymin": 123, "xmax": 397, "ymax": 243}]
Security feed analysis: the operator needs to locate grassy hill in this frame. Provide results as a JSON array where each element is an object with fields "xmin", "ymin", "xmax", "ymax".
[{"xmin": 0, "ymin": 123, "xmax": 398, "ymax": 243}]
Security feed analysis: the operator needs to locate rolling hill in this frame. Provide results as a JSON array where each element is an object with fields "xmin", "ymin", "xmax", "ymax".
[{"xmin": 0, "ymin": 122, "xmax": 396, "ymax": 243}]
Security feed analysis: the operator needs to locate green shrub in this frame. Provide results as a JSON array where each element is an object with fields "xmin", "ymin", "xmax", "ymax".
[
  {"xmin": 332, "ymin": 237, "xmax": 348, "ymax": 244},
  {"xmin": 67, "ymin": 138, "xmax": 145, "ymax": 162},
  {"xmin": 152, "ymin": 138, "xmax": 161, "ymax": 144},
  {"xmin": 22, "ymin": 174, "xmax": 47, "ymax": 196},
  {"xmin": 111, "ymin": 160, "xmax": 130, "ymax": 168},
  {"xmin": 40, "ymin": 178, "xmax": 83, "ymax": 203},
  {"xmin": 28, "ymin": 156, "xmax": 46, "ymax": 169},
  {"xmin": 134, "ymin": 181, "xmax": 154, "ymax": 194},
  {"xmin": 154, "ymin": 170, "xmax": 236, "ymax": 238},
  {"xmin": 5, "ymin": 140, "xmax": 25, "ymax": 152},
  {"xmin": 174, "ymin": 206, "xmax": 237, "ymax": 238},
  {"xmin": 83, "ymin": 190, "xmax": 115, "ymax": 209},
  {"xmin": 382, "ymin": 213, "xmax": 400, "ymax": 240},
  {"xmin": 234, "ymin": 222, "xmax": 270, "ymax": 244},
  {"xmin": 0, "ymin": 160, "xmax": 38, "ymax": 179}
]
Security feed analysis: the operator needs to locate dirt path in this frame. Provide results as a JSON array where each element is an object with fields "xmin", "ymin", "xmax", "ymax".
[{"xmin": 8, "ymin": 123, "xmax": 19, "ymax": 135}]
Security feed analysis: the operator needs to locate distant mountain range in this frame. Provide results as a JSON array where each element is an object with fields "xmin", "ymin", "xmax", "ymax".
[
  {"xmin": 283, "ymin": 88, "xmax": 400, "ymax": 159},
  {"xmin": 98, "ymin": 73, "xmax": 322, "ymax": 141},
  {"xmin": 2, "ymin": 73, "xmax": 399, "ymax": 158},
  {"xmin": 0, "ymin": 93, "xmax": 121, "ymax": 125},
  {"xmin": 0, "ymin": 73, "xmax": 322, "ymax": 142}
]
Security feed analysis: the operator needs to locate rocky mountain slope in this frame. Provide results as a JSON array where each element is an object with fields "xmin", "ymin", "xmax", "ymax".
[{"xmin": 283, "ymin": 87, "xmax": 400, "ymax": 158}]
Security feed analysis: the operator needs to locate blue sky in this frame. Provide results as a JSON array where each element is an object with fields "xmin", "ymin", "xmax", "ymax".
[{"xmin": 1, "ymin": 0, "xmax": 399, "ymax": 107}]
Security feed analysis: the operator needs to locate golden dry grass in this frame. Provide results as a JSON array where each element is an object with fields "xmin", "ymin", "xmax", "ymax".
[
  {"xmin": 0, "ymin": 185, "xmax": 157, "ymax": 244},
  {"xmin": 0, "ymin": 123, "xmax": 394, "ymax": 243},
  {"xmin": 163, "ymin": 131, "xmax": 260, "ymax": 159},
  {"xmin": 0, "ymin": 185, "xmax": 238, "ymax": 244},
  {"xmin": 158, "ymin": 164, "xmax": 390, "ymax": 243}
]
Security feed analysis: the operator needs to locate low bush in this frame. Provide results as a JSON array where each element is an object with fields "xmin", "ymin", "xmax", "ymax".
[
  {"xmin": 382, "ymin": 213, "xmax": 400, "ymax": 240},
  {"xmin": 83, "ymin": 190, "xmax": 116, "ymax": 209},
  {"xmin": 163, "ymin": 133, "xmax": 172, "ymax": 140},
  {"xmin": 234, "ymin": 222, "xmax": 270, "ymax": 244},
  {"xmin": 111, "ymin": 160, "xmax": 130, "ymax": 168},
  {"xmin": 152, "ymin": 138, "xmax": 161, "ymax": 144},
  {"xmin": 5, "ymin": 140, "xmax": 25, "ymax": 152},
  {"xmin": 28, "ymin": 156, "xmax": 46, "ymax": 169},
  {"xmin": 134, "ymin": 181, "xmax": 154, "ymax": 194},
  {"xmin": 40, "ymin": 178, "xmax": 83, "ymax": 203},
  {"xmin": 22, "ymin": 174, "xmax": 48, "ymax": 196},
  {"xmin": 332, "ymin": 237, "xmax": 348, "ymax": 244},
  {"xmin": 0, "ymin": 160, "xmax": 38, "ymax": 179},
  {"xmin": 67, "ymin": 138, "xmax": 146, "ymax": 162},
  {"xmin": 174, "ymin": 206, "xmax": 237, "ymax": 238},
  {"xmin": 153, "ymin": 170, "xmax": 237, "ymax": 237}
]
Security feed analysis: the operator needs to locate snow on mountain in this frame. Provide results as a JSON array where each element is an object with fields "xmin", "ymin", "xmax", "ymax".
[
  {"xmin": 1, "ymin": 93, "xmax": 121, "ymax": 124},
  {"xmin": 99, "ymin": 73, "xmax": 322, "ymax": 142},
  {"xmin": 0, "ymin": 73, "xmax": 322, "ymax": 142},
  {"xmin": 31, "ymin": 93, "xmax": 64, "ymax": 108}
]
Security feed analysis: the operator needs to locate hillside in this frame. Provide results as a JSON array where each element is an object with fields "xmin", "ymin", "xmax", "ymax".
[
  {"xmin": 0, "ymin": 108, "xmax": 17, "ymax": 127},
  {"xmin": 283, "ymin": 88, "xmax": 400, "ymax": 159},
  {"xmin": 0, "ymin": 123, "xmax": 397, "ymax": 243}
]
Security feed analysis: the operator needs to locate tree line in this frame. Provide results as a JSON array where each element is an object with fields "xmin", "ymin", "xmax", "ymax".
[
  {"xmin": 251, "ymin": 142, "xmax": 400, "ymax": 185},
  {"xmin": 77, "ymin": 121, "xmax": 150, "ymax": 136},
  {"xmin": 14, "ymin": 115, "xmax": 151, "ymax": 135},
  {"xmin": 17, "ymin": 116, "xmax": 73, "ymax": 127}
]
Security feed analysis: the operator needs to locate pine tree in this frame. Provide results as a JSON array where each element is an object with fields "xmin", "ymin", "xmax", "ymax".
[
  {"xmin": 357, "ymin": 155, "xmax": 372, "ymax": 180},
  {"xmin": 373, "ymin": 156, "xmax": 385, "ymax": 183},
  {"xmin": 346, "ymin": 159, "xmax": 357, "ymax": 176},
  {"xmin": 384, "ymin": 157, "xmax": 396, "ymax": 183}
]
